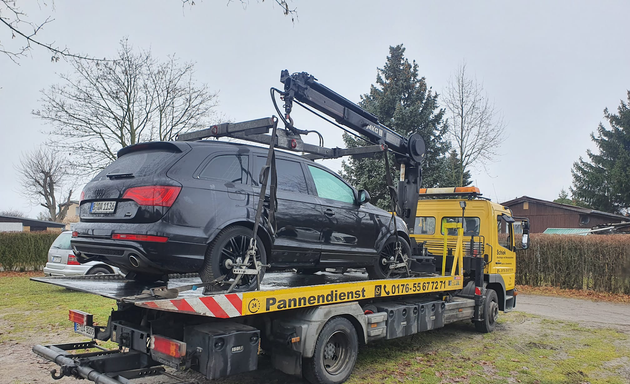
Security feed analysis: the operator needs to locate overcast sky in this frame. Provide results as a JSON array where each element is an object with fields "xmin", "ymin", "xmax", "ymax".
[{"xmin": 1, "ymin": 0, "xmax": 629, "ymax": 218}]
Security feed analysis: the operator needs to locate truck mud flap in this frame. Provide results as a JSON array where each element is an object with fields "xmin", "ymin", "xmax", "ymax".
[{"xmin": 32, "ymin": 341, "xmax": 163, "ymax": 384}]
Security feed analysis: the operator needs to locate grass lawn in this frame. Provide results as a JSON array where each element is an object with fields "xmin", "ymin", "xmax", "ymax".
[
  {"xmin": 2, "ymin": 273, "xmax": 629, "ymax": 384},
  {"xmin": 0, "ymin": 272, "xmax": 115, "ymax": 344}
]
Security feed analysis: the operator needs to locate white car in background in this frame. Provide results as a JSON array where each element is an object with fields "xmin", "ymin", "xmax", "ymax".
[{"xmin": 44, "ymin": 231, "xmax": 123, "ymax": 277}]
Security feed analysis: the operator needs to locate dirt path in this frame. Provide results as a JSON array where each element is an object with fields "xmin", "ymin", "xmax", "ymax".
[{"xmin": 515, "ymin": 294, "xmax": 630, "ymax": 331}]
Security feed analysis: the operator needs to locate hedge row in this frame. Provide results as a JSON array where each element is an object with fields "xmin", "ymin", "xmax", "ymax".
[
  {"xmin": 0, "ymin": 232, "xmax": 59, "ymax": 271},
  {"xmin": 516, "ymin": 234, "xmax": 630, "ymax": 294},
  {"xmin": 2, "ymin": 231, "xmax": 629, "ymax": 294}
]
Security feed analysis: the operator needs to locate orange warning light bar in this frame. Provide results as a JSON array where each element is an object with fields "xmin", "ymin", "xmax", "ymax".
[{"xmin": 419, "ymin": 187, "xmax": 480, "ymax": 195}]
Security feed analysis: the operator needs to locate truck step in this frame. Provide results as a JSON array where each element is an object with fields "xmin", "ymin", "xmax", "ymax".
[{"xmin": 504, "ymin": 295, "xmax": 514, "ymax": 312}]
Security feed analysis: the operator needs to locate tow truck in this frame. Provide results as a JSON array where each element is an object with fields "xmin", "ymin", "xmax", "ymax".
[{"xmin": 32, "ymin": 70, "xmax": 529, "ymax": 384}]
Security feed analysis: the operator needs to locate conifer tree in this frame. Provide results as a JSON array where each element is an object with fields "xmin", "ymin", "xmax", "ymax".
[
  {"xmin": 444, "ymin": 150, "xmax": 472, "ymax": 187},
  {"xmin": 341, "ymin": 45, "xmax": 450, "ymax": 209},
  {"xmin": 571, "ymin": 92, "xmax": 630, "ymax": 214}
]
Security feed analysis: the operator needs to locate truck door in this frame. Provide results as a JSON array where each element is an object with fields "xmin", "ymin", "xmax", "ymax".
[{"xmin": 496, "ymin": 214, "xmax": 516, "ymax": 290}]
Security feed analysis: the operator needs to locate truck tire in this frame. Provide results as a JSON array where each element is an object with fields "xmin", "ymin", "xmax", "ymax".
[
  {"xmin": 367, "ymin": 237, "xmax": 411, "ymax": 279},
  {"xmin": 475, "ymin": 288, "xmax": 499, "ymax": 333},
  {"xmin": 303, "ymin": 317, "xmax": 358, "ymax": 384},
  {"xmin": 200, "ymin": 226, "xmax": 267, "ymax": 291}
]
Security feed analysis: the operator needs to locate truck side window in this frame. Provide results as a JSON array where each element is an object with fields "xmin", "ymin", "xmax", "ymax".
[
  {"xmin": 414, "ymin": 217, "xmax": 436, "ymax": 235},
  {"xmin": 497, "ymin": 216, "xmax": 512, "ymax": 249},
  {"xmin": 440, "ymin": 217, "xmax": 480, "ymax": 236}
]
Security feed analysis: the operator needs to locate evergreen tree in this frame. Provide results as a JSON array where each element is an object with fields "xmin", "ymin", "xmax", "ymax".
[
  {"xmin": 552, "ymin": 189, "xmax": 589, "ymax": 207},
  {"xmin": 571, "ymin": 92, "xmax": 630, "ymax": 215},
  {"xmin": 341, "ymin": 44, "xmax": 450, "ymax": 209},
  {"xmin": 443, "ymin": 150, "xmax": 472, "ymax": 187}
]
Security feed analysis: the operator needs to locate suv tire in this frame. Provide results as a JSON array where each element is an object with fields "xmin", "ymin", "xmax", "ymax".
[
  {"xmin": 200, "ymin": 226, "xmax": 267, "ymax": 291},
  {"xmin": 367, "ymin": 236, "xmax": 411, "ymax": 279},
  {"xmin": 87, "ymin": 266, "xmax": 111, "ymax": 275}
]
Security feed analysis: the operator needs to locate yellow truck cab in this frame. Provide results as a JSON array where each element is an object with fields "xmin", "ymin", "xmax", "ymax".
[{"xmin": 410, "ymin": 187, "xmax": 530, "ymax": 312}]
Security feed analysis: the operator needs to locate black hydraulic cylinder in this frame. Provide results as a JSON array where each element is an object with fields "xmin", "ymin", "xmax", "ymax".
[{"xmin": 473, "ymin": 257, "xmax": 484, "ymax": 321}]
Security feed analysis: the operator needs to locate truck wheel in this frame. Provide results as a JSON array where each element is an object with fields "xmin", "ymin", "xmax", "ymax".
[
  {"xmin": 475, "ymin": 288, "xmax": 499, "ymax": 333},
  {"xmin": 86, "ymin": 266, "xmax": 111, "ymax": 275},
  {"xmin": 303, "ymin": 317, "xmax": 358, "ymax": 384},
  {"xmin": 200, "ymin": 226, "xmax": 267, "ymax": 291},
  {"xmin": 367, "ymin": 237, "xmax": 411, "ymax": 279}
]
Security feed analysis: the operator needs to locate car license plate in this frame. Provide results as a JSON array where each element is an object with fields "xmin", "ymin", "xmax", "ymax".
[
  {"xmin": 74, "ymin": 323, "xmax": 96, "ymax": 338},
  {"xmin": 52, "ymin": 256, "xmax": 62, "ymax": 263},
  {"xmin": 91, "ymin": 201, "xmax": 116, "ymax": 214}
]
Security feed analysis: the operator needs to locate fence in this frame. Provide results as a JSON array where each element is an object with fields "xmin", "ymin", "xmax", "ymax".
[
  {"xmin": 516, "ymin": 234, "xmax": 630, "ymax": 294},
  {"xmin": 0, "ymin": 232, "xmax": 59, "ymax": 272}
]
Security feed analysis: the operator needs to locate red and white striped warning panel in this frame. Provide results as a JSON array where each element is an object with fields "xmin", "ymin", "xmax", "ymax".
[{"xmin": 136, "ymin": 293, "xmax": 243, "ymax": 318}]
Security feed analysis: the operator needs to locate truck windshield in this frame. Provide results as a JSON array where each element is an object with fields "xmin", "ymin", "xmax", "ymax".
[
  {"xmin": 441, "ymin": 217, "xmax": 480, "ymax": 236},
  {"xmin": 415, "ymin": 217, "xmax": 436, "ymax": 235}
]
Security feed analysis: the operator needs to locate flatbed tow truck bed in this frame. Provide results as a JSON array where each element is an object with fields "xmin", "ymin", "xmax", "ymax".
[
  {"xmin": 30, "ymin": 269, "xmax": 489, "ymax": 384},
  {"xmin": 31, "ymin": 271, "xmax": 463, "ymax": 318}
]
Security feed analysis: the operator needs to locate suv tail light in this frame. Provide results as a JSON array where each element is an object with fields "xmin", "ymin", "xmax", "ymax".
[
  {"xmin": 67, "ymin": 254, "xmax": 80, "ymax": 265},
  {"xmin": 122, "ymin": 186, "xmax": 181, "ymax": 207},
  {"xmin": 112, "ymin": 234, "xmax": 168, "ymax": 243}
]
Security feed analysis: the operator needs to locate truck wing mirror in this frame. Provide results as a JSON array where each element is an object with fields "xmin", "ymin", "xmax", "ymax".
[
  {"xmin": 521, "ymin": 233, "xmax": 530, "ymax": 250},
  {"xmin": 358, "ymin": 190, "xmax": 371, "ymax": 205}
]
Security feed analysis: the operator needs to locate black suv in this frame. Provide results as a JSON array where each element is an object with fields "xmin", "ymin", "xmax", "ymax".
[{"xmin": 72, "ymin": 141, "xmax": 410, "ymax": 287}]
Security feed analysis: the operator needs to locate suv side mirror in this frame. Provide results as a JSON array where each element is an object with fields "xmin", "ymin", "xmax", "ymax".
[{"xmin": 358, "ymin": 190, "xmax": 371, "ymax": 205}]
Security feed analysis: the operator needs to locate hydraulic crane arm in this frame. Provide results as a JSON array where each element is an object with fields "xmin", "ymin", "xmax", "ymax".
[
  {"xmin": 280, "ymin": 70, "xmax": 426, "ymax": 164},
  {"xmin": 280, "ymin": 70, "xmax": 426, "ymax": 229}
]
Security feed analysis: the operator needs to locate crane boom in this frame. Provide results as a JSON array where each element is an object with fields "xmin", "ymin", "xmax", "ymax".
[{"xmin": 280, "ymin": 70, "xmax": 425, "ymax": 228}]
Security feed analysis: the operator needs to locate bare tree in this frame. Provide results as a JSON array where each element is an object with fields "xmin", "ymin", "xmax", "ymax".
[
  {"xmin": 227, "ymin": 0, "xmax": 298, "ymax": 21},
  {"xmin": 17, "ymin": 148, "xmax": 72, "ymax": 222},
  {"xmin": 2, "ymin": 1, "xmax": 296, "ymax": 64},
  {"xmin": 0, "ymin": 209, "xmax": 25, "ymax": 217},
  {"xmin": 443, "ymin": 63, "xmax": 506, "ymax": 186},
  {"xmin": 0, "ymin": 1, "xmax": 104, "ymax": 63},
  {"xmin": 33, "ymin": 39, "xmax": 219, "ymax": 174}
]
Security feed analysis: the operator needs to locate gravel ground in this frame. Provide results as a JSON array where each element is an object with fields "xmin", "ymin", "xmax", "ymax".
[{"xmin": 6, "ymin": 294, "xmax": 630, "ymax": 384}]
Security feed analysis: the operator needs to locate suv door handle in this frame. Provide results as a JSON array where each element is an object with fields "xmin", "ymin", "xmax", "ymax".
[{"xmin": 324, "ymin": 209, "xmax": 335, "ymax": 217}]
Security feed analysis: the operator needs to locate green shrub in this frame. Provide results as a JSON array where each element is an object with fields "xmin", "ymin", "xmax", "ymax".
[
  {"xmin": 517, "ymin": 234, "xmax": 630, "ymax": 294},
  {"xmin": 0, "ymin": 232, "xmax": 59, "ymax": 271}
]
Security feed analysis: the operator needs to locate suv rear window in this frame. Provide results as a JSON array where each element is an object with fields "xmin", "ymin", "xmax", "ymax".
[
  {"xmin": 199, "ymin": 154, "xmax": 249, "ymax": 183},
  {"xmin": 92, "ymin": 149, "xmax": 180, "ymax": 181},
  {"xmin": 255, "ymin": 157, "xmax": 308, "ymax": 194},
  {"xmin": 51, "ymin": 233, "xmax": 72, "ymax": 250}
]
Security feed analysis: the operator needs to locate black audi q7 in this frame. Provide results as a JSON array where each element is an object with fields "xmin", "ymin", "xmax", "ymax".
[{"xmin": 71, "ymin": 140, "xmax": 410, "ymax": 288}]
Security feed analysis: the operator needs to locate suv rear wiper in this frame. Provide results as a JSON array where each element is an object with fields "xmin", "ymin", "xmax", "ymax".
[{"xmin": 106, "ymin": 172, "xmax": 135, "ymax": 179}]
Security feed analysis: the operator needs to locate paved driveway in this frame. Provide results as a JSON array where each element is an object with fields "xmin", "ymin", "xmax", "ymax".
[{"xmin": 515, "ymin": 294, "xmax": 630, "ymax": 330}]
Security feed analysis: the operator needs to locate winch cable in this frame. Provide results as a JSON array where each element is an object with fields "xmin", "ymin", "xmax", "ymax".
[{"xmin": 228, "ymin": 112, "xmax": 279, "ymax": 292}]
